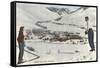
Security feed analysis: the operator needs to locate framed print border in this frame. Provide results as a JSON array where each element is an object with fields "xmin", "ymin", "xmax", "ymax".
[{"xmin": 10, "ymin": 1, "xmax": 98, "ymax": 67}]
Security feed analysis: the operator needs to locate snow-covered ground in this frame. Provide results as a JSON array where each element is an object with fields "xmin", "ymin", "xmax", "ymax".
[
  {"xmin": 16, "ymin": 3, "xmax": 97, "ymax": 65},
  {"xmin": 16, "ymin": 39, "xmax": 96, "ymax": 65}
]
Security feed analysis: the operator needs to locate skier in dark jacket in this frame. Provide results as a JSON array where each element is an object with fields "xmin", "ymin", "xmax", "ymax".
[
  {"xmin": 85, "ymin": 16, "xmax": 95, "ymax": 52},
  {"xmin": 17, "ymin": 26, "xmax": 25, "ymax": 64}
]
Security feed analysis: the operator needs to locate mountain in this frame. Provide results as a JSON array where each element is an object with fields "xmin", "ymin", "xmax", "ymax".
[
  {"xmin": 16, "ymin": 3, "xmax": 96, "ymax": 40},
  {"xmin": 46, "ymin": 7, "xmax": 83, "ymax": 15},
  {"xmin": 38, "ymin": 7, "xmax": 96, "ymax": 38},
  {"xmin": 46, "ymin": 7, "xmax": 70, "ymax": 15}
]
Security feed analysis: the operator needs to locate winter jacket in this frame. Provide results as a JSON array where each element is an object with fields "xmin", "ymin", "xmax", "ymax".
[{"xmin": 17, "ymin": 31, "xmax": 24, "ymax": 43}]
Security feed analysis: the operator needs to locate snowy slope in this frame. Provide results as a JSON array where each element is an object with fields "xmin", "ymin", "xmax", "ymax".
[
  {"xmin": 40, "ymin": 7, "xmax": 96, "ymax": 37},
  {"xmin": 16, "ymin": 3, "xmax": 96, "ymax": 34},
  {"xmin": 16, "ymin": 3, "xmax": 59, "ymax": 37},
  {"xmin": 16, "ymin": 7, "xmax": 39, "ymax": 29},
  {"xmin": 16, "ymin": 3, "xmax": 96, "ymax": 43},
  {"xmin": 17, "ymin": 3, "xmax": 59, "ymax": 21},
  {"xmin": 47, "ymin": 7, "xmax": 96, "ymax": 30}
]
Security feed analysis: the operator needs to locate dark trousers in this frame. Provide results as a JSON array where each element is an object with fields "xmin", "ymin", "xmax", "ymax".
[
  {"xmin": 88, "ymin": 30, "xmax": 95, "ymax": 49},
  {"xmin": 18, "ymin": 42, "xmax": 25, "ymax": 62},
  {"xmin": 88, "ymin": 40, "xmax": 95, "ymax": 49}
]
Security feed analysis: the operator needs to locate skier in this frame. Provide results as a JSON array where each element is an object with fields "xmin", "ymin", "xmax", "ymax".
[
  {"xmin": 17, "ymin": 26, "xmax": 25, "ymax": 64},
  {"xmin": 85, "ymin": 16, "xmax": 95, "ymax": 52}
]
